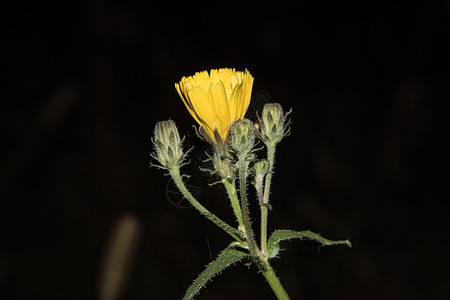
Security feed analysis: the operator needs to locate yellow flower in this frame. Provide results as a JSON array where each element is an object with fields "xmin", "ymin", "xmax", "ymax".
[{"xmin": 175, "ymin": 68, "xmax": 254, "ymax": 145}]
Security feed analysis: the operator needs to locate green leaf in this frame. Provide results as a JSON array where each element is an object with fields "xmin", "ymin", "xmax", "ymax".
[
  {"xmin": 182, "ymin": 249, "xmax": 248, "ymax": 300},
  {"xmin": 267, "ymin": 229, "xmax": 351, "ymax": 259}
]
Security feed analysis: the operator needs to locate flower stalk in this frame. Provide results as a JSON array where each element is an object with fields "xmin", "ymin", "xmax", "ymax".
[
  {"xmin": 222, "ymin": 178, "xmax": 244, "ymax": 229},
  {"xmin": 231, "ymin": 119, "xmax": 259, "ymax": 256},
  {"xmin": 257, "ymin": 103, "xmax": 289, "ymax": 257},
  {"xmin": 169, "ymin": 166, "xmax": 245, "ymax": 244},
  {"xmin": 237, "ymin": 152, "xmax": 258, "ymax": 256},
  {"xmin": 261, "ymin": 143, "xmax": 276, "ymax": 256}
]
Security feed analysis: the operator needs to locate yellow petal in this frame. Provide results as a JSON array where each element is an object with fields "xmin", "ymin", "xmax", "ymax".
[
  {"xmin": 187, "ymin": 86, "xmax": 215, "ymax": 134},
  {"xmin": 175, "ymin": 68, "xmax": 254, "ymax": 145},
  {"xmin": 175, "ymin": 82, "xmax": 202, "ymax": 126},
  {"xmin": 240, "ymin": 72, "xmax": 253, "ymax": 119},
  {"xmin": 209, "ymin": 81, "xmax": 231, "ymax": 136}
]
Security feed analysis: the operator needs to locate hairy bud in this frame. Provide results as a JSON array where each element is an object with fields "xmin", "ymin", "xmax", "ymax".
[
  {"xmin": 151, "ymin": 120, "xmax": 185, "ymax": 169},
  {"xmin": 257, "ymin": 103, "xmax": 289, "ymax": 145},
  {"xmin": 230, "ymin": 119, "xmax": 255, "ymax": 154},
  {"xmin": 253, "ymin": 159, "xmax": 268, "ymax": 180}
]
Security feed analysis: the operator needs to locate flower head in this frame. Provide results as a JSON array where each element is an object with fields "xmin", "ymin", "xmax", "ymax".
[
  {"xmin": 175, "ymin": 68, "xmax": 254, "ymax": 146},
  {"xmin": 257, "ymin": 103, "xmax": 290, "ymax": 146},
  {"xmin": 151, "ymin": 120, "xmax": 185, "ymax": 169},
  {"xmin": 230, "ymin": 119, "xmax": 255, "ymax": 154}
]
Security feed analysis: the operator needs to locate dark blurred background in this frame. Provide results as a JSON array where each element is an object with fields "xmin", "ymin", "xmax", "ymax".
[{"xmin": 1, "ymin": 0, "xmax": 449, "ymax": 299}]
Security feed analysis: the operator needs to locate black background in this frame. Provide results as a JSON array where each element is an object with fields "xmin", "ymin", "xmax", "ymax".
[{"xmin": 1, "ymin": 0, "xmax": 449, "ymax": 299}]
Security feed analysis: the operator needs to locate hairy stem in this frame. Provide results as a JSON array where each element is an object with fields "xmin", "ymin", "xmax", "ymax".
[
  {"xmin": 261, "ymin": 143, "xmax": 276, "ymax": 256},
  {"xmin": 260, "ymin": 204, "xmax": 268, "ymax": 257},
  {"xmin": 169, "ymin": 167, "xmax": 245, "ymax": 244},
  {"xmin": 263, "ymin": 144, "xmax": 276, "ymax": 204},
  {"xmin": 238, "ymin": 153, "xmax": 258, "ymax": 256},
  {"xmin": 222, "ymin": 178, "xmax": 244, "ymax": 228},
  {"xmin": 260, "ymin": 260, "xmax": 290, "ymax": 300}
]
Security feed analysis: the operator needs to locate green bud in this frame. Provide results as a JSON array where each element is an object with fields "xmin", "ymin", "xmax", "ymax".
[
  {"xmin": 257, "ymin": 103, "xmax": 288, "ymax": 145},
  {"xmin": 251, "ymin": 159, "xmax": 269, "ymax": 205},
  {"xmin": 151, "ymin": 120, "xmax": 184, "ymax": 169},
  {"xmin": 230, "ymin": 119, "xmax": 255, "ymax": 154},
  {"xmin": 251, "ymin": 159, "xmax": 267, "ymax": 204},
  {"xmin": 253, "ymin": 159, "xmax": 268, "ymax": 179},
  {"xmin": 213, "ymin": 150, "xmax": 235, "ymax": 180}
]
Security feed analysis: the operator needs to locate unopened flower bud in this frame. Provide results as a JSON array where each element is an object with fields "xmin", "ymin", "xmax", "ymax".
[
  {"xmin": 257, "ymin": 103, "xmax": 288, "ymax": 145},
  {"xmin": 151, "ymin": 120, "xmax": 184, "ymax": 169},
  {"xmin": 251, "ymin": 159, "xmax": 267, "ymax": 204},
  {"xmin": 213, "ymin": 150, "xmax": 235, "ymax": 180},
  {"xmin": 230, "ymin": 119, "xmax": 255, "ymax": 154},
  {"xmin": 253, "ymin": 159, "xmax": 268, "ymax": 179}
]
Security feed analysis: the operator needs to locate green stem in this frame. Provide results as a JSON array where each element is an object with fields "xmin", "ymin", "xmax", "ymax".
[
  {"xmin": 260, "ymin": 260, "xmax": 290, "ymax": 300},
  {"xmin": 263, "ymin": 144, "xmax": 276, "ymax": 204},
  {"xmin": 222, "ymin": 179, "xmax": 244, "ymax": 229},
  {"xmin": 169, "ymin": 167, "xmax": 245, "ymax": 244},
  {"xmin": 238, "ymin": 153, "xmax": 258, "ymax": 256},
  {"xmin": 261, "ymin": 143, "xmax": 276, "ymax": 256},
  {"xmin": 260, "ymin": 204, "xmax": 268, "ymax": 258}
]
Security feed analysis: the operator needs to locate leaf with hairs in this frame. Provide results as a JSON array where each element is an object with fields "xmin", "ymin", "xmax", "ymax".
[
  {"xmin": 182, "ymin": 248, "xmax": 248, "ymax": 300},
  {"xmin": 267, "ymin": 229, "xmax": 351, "ymax": 259}
]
